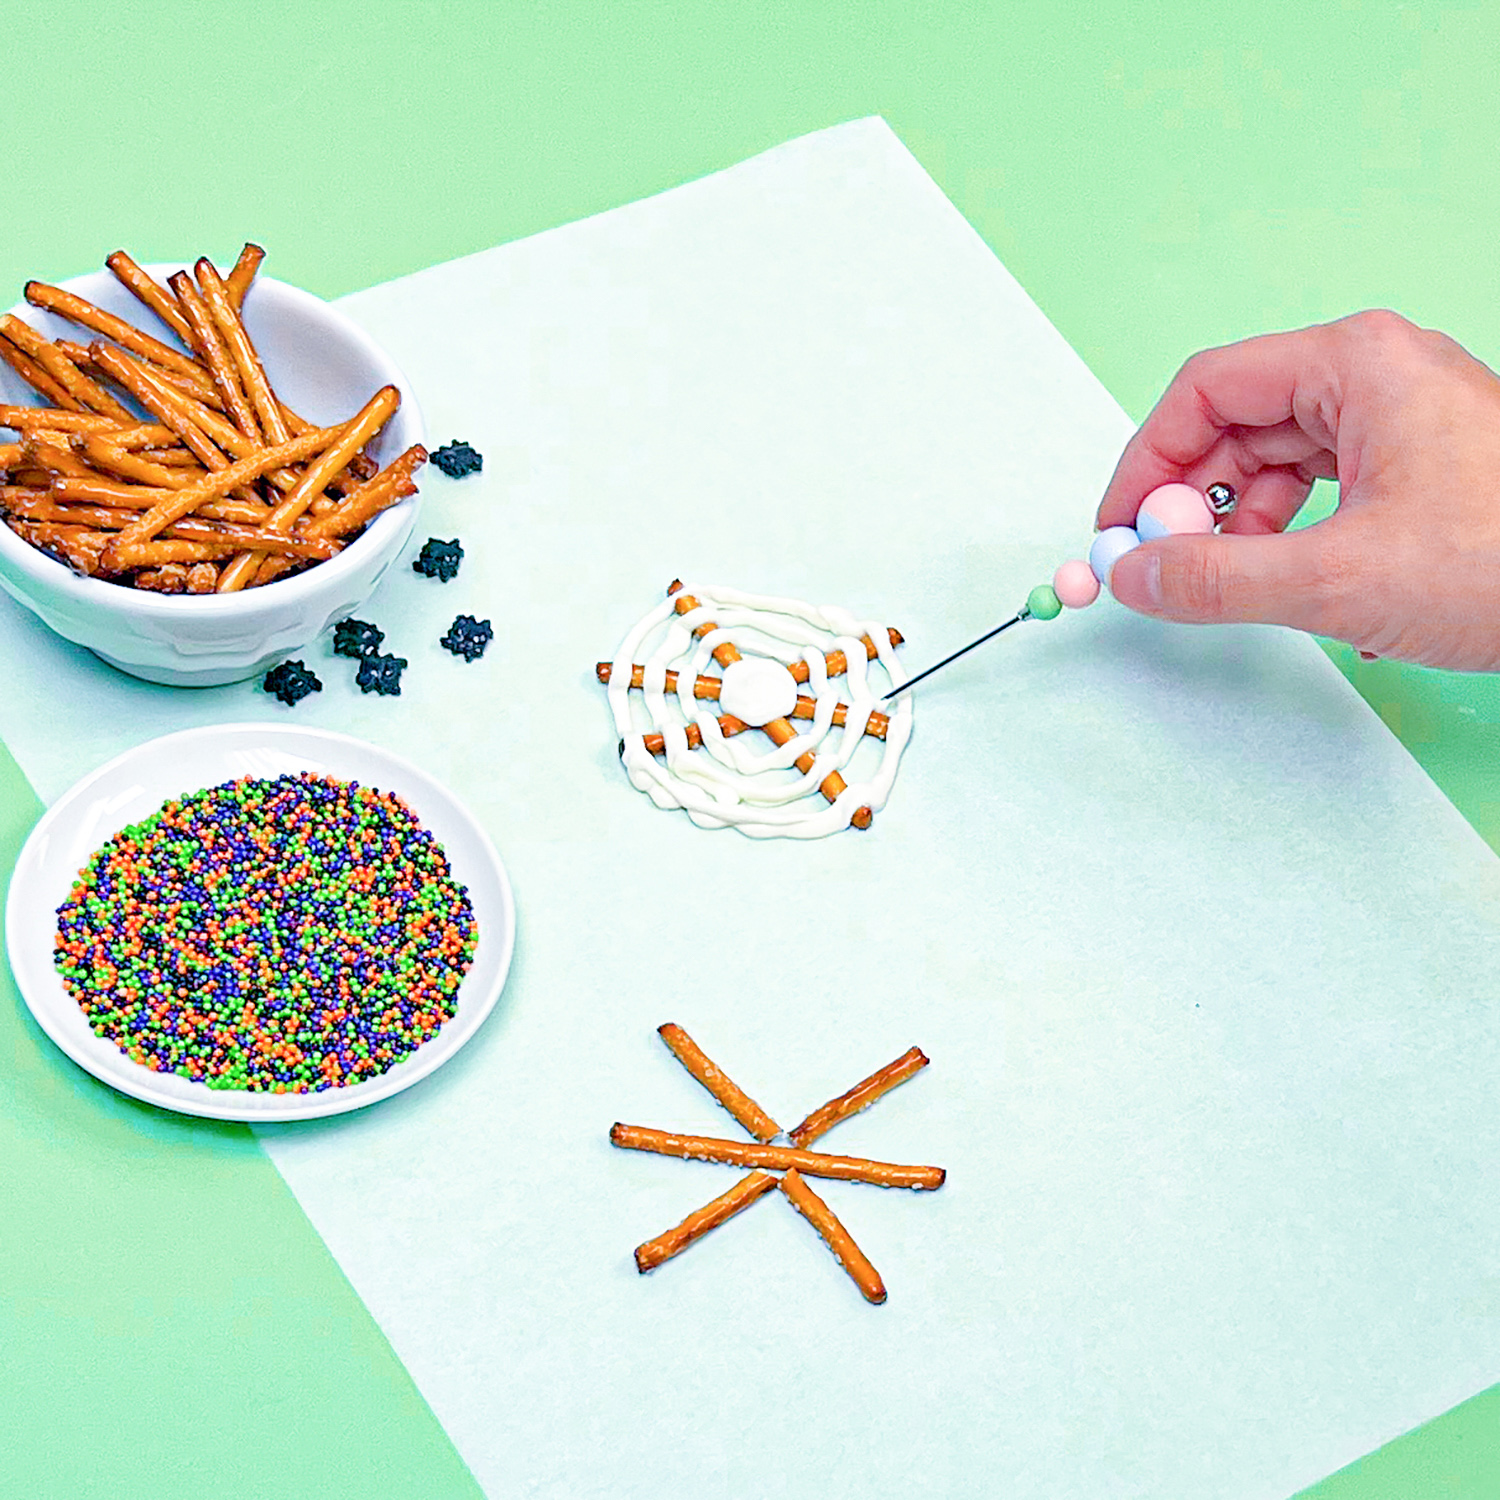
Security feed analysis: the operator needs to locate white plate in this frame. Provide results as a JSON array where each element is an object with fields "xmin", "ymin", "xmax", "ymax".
[{"xmin": 5, "ymin": 723, "xmax": 515, "ymax": 1121}]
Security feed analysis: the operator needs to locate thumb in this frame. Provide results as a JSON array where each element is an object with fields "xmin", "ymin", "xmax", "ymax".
[{"xmin": 1108, "ymin": 530, "xmax": 1356, "ymax": 635}]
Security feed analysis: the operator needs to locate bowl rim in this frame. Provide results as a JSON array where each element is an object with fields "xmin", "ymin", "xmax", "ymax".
[{"xmin": 0, "ymin": 267, "xmax": 425, "ymax": 618}]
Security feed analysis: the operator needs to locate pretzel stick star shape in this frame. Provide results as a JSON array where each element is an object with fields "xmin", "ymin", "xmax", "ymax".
[
  {"xmin": 615, "ymin": 1025, "xmax": 938, "ymax": 1304},
  {"xmin": 597, "ymin": 581, "xmax": 913, "ymax": 837}
]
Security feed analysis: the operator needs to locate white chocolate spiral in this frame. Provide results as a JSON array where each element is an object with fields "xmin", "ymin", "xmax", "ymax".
[{"xmin": 605, "ymin": 583, "xmax": 913, "ymax": 839}]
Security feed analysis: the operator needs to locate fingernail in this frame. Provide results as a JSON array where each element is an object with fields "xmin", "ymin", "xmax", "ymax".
[{"xmin": 1111, "ymin": 549, "xmax": 1162, "ymax": 609}]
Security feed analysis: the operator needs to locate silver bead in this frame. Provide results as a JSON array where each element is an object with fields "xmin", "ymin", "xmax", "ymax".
[{"xmin": 1205, "ymin": 482, "xmax": 1237, "ymax": 516}]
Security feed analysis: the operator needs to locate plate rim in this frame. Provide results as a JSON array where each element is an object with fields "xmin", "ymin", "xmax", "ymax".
[{"xmin": 5, "ymin": 722, "xmax": 515, "ymax": 1122}]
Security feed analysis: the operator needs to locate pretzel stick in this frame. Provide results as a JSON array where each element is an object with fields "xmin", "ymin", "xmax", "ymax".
[
  {"xmin": 788, "ymin": 1048, "xmax": 930, "ymax": 1149},
  {"xmin": 51, "ymin": 475, "xmax": 267, "ymax": 523},
  {"xmin": 134, "ymin": 563, "xmax": 191, "ymax": 592},
  {"xmin": 1, "ymin": 492, "xmax": 336, "ymax": 555},
  {"xmin": 217, "ymin": 385, "xmax": 398, "ymax": 590},
  {"xmin": 87, "ymin": 344, "xmax": 234, "ymax": 473},
  {"xmin": 778, "ymin": 1170, "xmax": 887, "ymax": 1304},
  {"xmin": 657, "ymin": 1024, "xmax": 780, "ymax": 1141},
  {"xmin": 169, "ymin": 272, "xmax": 261, "ymax": 440},
  {"xmin": 24, "ymin": 281, "xmax": 219, "ymax": 398},
  {"xmin": 102, "ymin": 424, "xmax": 342, "ymax": 569},
  {"xmin": 91, "ymin": 348, "xmax": 311, "ymax": 498},
  {"xmin": 0, "ymin": 486, "xmax": 50, "ymax": 506},
  {"xmin": 667, "ymin": 585, "xmax": 871, "ymax": 827},
  {"xmin": 104, "ymin": 250, "xmax": 194, "ymax": 347},
  {"xmin": 0, "ymin": 443, "xmax": 19, "ymax": 471},
  {"xmin": 105, "ymin": 538, "xmax": 242, "ymax": 565},
  {"xmin": 77, "ymin": 439, "xmax": 200, "ymax": 490},
  {"xmin": 225, "ymin": 244, "xmax": 265, "ymax": 309},
  {"xmin": 6, "ymin": 520, "xmax": 113, "ymax": 573},
  {"xmin": 0, "ymin": 407, "xmax": 167, "ymax": 438},
  {"xmin": 0, "ymin": 333, "xmax": 83, "ymax": 410},
  {"xmin": 196, "ymin": 259, "xmax": 287, "ymax": 443},
  {"xmin": 22, "ymin": 433, "xmax": 93, "ymax": 479},
  {"xmin": 633, "ymin": 1170, "xmax": 777, "ymax": 1274},
  {"xmin": 252, "ymin": 449, "xmax": 423, "ymax": 584},
  {"xmin": 0, "ymin": 316, "xmax": 135, "ymax": 421},
  {"xmin": 608, "ymin": 1124, "xmax": 945, "ymax": 1190},
  {"xmin": 300, "ymin": 448, "xmax": 424, "ymax": 536}
]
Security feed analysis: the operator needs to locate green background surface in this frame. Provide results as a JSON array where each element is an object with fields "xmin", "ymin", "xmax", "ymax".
[{"xmin": 3, "ymin": 2, "xmax": 1496, "ymax": 1495}]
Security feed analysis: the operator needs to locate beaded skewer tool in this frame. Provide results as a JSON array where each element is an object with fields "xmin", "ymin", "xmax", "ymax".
[{"xmin": 885, "ymin": 482, "xmax": 1237, "ymax": 699}]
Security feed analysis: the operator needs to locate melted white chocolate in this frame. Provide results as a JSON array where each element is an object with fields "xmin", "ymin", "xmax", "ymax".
[{"xmin": 606, "ymin": 583, "xmax": 913, "ymax": 838}]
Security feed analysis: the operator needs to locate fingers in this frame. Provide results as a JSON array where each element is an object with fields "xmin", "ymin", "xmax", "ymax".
[
  {"xmin": 1097, "ymin": 324, "xmax": 1346, "ymax": 529},
  {"xmin": 1108, "ymin": 526, "xmax": 1374, "ymax": 640}
]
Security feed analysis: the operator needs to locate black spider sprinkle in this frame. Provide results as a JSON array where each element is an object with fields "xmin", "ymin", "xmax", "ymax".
[
  {"xmin": 413, "ymin": 537, "xmax": 464, "ymax": 582},
  {"xmin": 440, "ymin": 614, "xmax": 493, "ymax": 662},
  {"xmin": 263, "ymin": 660, "xmax": 322, "ymax": 706},
  {"xmin": 430, "ymin": 440, "xmax": 483, "ymax": 478},
  {"xmin": 332, "ymin": 617, "xmax": 385, "ymax": 658},
  {"xmin": 355, "ymin": 652, "xmax": 408, "ymax": 696}
]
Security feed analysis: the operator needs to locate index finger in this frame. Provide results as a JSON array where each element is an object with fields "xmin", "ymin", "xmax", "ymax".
[{"xmin": 1096, "ymin": 323, "xmax": 1345, "ymax": 528}]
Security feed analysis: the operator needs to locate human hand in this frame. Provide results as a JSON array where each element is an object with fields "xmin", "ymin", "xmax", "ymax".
[{"xmin": 1096, "ymin": 310, "xmax": 1500, "ymax": 670}]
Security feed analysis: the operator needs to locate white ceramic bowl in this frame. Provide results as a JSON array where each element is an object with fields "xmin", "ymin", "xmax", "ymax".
[{"xmin": 0, "ymin": 264, "xmax": 424, "ymax": 686}]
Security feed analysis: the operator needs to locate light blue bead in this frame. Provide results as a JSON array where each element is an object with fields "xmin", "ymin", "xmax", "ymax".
[
  {"xmin": 1135, "ymin": 510, "xmax": 1170, "ymax": 542},
  {"xmin": 1088, "ymin": 526, "xmax": 1142, "ymax": 587}
]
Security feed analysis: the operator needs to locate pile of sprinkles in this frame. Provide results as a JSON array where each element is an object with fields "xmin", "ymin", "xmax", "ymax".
[{"xmin": 53, "ymin": 772, "xmax": 477, "ymax": 1093}]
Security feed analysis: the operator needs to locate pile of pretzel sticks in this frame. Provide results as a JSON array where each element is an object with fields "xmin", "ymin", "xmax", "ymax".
[{"xmin": 0, "ymin": 244, "xmax": 424, "ymax": 593}]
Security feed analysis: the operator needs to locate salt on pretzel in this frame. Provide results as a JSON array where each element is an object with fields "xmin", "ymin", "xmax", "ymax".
[
  {"xmin": 609, "ymin": 1124, "xmax": 945, "ymax": 1190},
  {"xmin": 778, "ymin": 1169, "xmax": 887, "ymax": 1304},
  {"xmin": 104, "ymin": 250, "xmax": 195, "ymax": 347},
  {"xmin": 788, "ymin": 1047, "xmax": 930, "ymax": 1149},
  {"xmin": 658, "ymin": 1023, "xmax": 780, "ymax": 1142},
  {"xmin": 667, "ymin": 583, "xmax": 873, "ymax": 830},
  {"xmin": 632, "ymin": 1170, "xmax": 777, "ymax": 1274}
]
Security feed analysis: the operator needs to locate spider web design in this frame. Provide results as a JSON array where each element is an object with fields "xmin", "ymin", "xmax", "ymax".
[{"xmin": 598, "ymin": 580, "xmax": 914, "ymax": 837}]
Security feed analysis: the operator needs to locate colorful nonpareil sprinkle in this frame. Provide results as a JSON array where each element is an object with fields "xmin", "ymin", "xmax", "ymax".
[{"xmin": 53, "ymin": 773, "xmax": 477, "ymax": 1093}]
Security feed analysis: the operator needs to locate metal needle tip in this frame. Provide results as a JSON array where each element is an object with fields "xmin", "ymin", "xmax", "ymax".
[{"xmin": 882, "ymin": 611, "xmax": 1028, "ymax": 700}]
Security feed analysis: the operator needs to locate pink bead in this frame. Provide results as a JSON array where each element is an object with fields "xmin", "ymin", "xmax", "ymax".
[
  {"xmin": 1137, "ymin": 482, "xmax": 1215, "ymax": 539},
  {"xmin": 1053, "ymin": 559, "xmax": 1100, "ymax": 609}
]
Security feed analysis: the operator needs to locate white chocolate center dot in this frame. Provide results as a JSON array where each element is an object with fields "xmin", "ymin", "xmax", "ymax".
[{"xmin": 718, "ymin": 657, "xmax": 798, "ymax": 727}]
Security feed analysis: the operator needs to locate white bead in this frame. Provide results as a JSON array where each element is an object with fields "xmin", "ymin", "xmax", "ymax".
[{"xmin": 1088, "ymin": 526, "xmax": 1142, "ymax": 588}]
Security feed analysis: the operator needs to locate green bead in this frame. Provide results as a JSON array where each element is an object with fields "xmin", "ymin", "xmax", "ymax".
[{"xmin": 1026, "ymin": 584, "xmax": 1062, "ymax": 621}]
